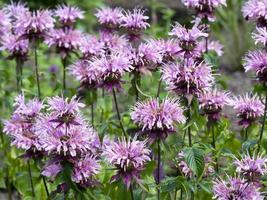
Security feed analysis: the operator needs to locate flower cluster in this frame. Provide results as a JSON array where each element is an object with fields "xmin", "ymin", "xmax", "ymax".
[
  {"xmin": 102, "ymin": 137, "xmax": 151, "ymax": 188},
  {"xmin": 131, "ymin": 98, "xmax": 186, "ymax": 140}
]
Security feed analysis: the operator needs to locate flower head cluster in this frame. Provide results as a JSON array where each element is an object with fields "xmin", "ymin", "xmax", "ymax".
[
  {"xmin": 55, "ymin": 4, "xmax": 84, "ymax": 26},
  {"xmin": 162, "ymin": 60, "xmax": 214, "ymax": 96},
  {"xmin": 3, "ymin": 2, "xmax": 29, "ymax": 19},
  {"xmin": 79, "ymin": 34, "xmax": 104, "ymax": 58},
  {"xmin": 169, "ymin": 21, "xmax": 208, "ymax": 58},
  {"xmin": 243, "ymin": 50, "xmax": 267, "ymax": 82},
  {"xmin": 199, "ymin": 89, "xmax": 230, "ymax": 121},
  {"xmin": 14, "ymin": 9, "xmax": 55, "ymax": 39},
  {"xmin": 213, "ymin": 177, "xmax": 263, "ymax": 200},
  {"xmin": 4, "ymin": 94, "xmax": 43, "ymax": 151},
  {"xmin": 242, "ymin": 0, "xmax": 267, "ymax": 27},
  {"xmin": 252, "ymin": 27, "xmax": 267, "ymax": 45},
  {"xmin": 102, "ymin": 137, "xmax": 150, "ymax": 188},
  {"xmin": 235, "ymin": 154, "xmax": 267, "ymax": 184},
  {"xmin": 95, "ymin": 7, "xmax": 123, "ymax": 28},
  {"xmin": 45, "ymin": 28, "xmax": 83, "ymax": 56},
  {"xmin": 131, "ymin": 98, "xmax": 186, "ymax": 140},
  {"xmin": 229, "ymin": 94, "xmax": 264, "ymax": 128},
  {"xmin": 182, "ymin": 0, "xmax": 227, "ymax": 21}
]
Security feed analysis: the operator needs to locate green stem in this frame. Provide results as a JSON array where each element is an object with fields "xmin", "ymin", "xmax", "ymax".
[
  {"xmin": 15, "ymin": 58, "xmax": 23, "ymax": 93},
  {"xmin": 62, "ymin": 56, "xmax": 68, "ymax": 92},
  {"xmin": 130, "ymin": 184, "xmax": 135, "ymax": 200},
  {"xmin": 211, "ymin": 124, "xmax": 218, "ymax": 172},
  {"xmin": 27, "ymin": 160, "xmax": 35, "ymax": 198},
  {"xmin": 156, "ymin": 78, "xmax": 162, "ymax": 98},
  {"xmin": 157, "ymin": 139, "xmax": 161, "ymax": 200},
  {"xmin": 34, "ymin": 45, "xmax": 41, "ymax": 99},
  {"xmin": 91, "ymin": 103, "xmax": 94, "ymax": 127},
  {"xmin": 42, "ymin": 176, "xmax": 49, "ymax": 197},
  {"xmin": 257, "ymin": 93, "xmax": 267, "ymax": 153},
  {"xmin": 112, "ymin": 88, "xmax": 127, "ymax": 138}
]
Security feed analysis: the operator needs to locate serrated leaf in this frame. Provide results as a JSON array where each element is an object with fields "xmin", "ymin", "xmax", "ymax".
[{"xmin": 183, "ymin": 147, "xmax": 205, "ymax": 177}]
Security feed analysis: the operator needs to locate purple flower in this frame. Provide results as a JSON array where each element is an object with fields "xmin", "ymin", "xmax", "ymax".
[
  {"xmin": 46, "ymin": 96, "xmax": 85, "ymax": 128},
  {"xmin": 0, "ymin": 34, "xmax": 29, "ymax": 59},
  {"xmin": 229, "ymin": 93, "xmax": 264, "ymax": 128},
  {"xmin": 3, "ymin": 93, "xmax": 43, "ymax": 150},
  {"xmin": 0, "ymin": 9, "xmax": 11, "ymax": 34},
  {"xmin": 169, "ymin": 20, "xmax": 208, "ymax": 58},
  {"xmin": 90, "ymin": 51, "xmax": 133, "ymax": 91},
  {"xmin": 55, "ymin": 4, "xmax": 84, "ymax": 26},
  {"xmin": 102, "ymin": 137, "xmax": 151, "ymax": 188},
  {"xmin": 95, "ymin": 7, "xmax": 123, "ymax": 27},
  {"xmin": 213, "ymin": 177, "xmax": 263, "ymax": 200},
  {"xmin": 252, "ymin": 27, "xmax": 267, "ymax": 45},
  {"xmin": 14, "ymin": 9, "xmax": 55, "ymax": 39},
  {"xmin": 99, "ymin": 31, "xmax": 129, "ymax": 52},
  {"xmin": 131, "ymin": 98, "xmax": 186, "ymax": 140},
  {"xmin": 3, "ymin": 1, "xmax": 29, "ymax": 20},
  {"xmin": 162, "ymin": 60, "xmax": 214, "ymax": 96},
  {"xmin": 42, "ymin": 158, "xmax": 63, "ymax": 180},
  {"xmin": 198, "ymin": 89, "xmax": 230, "ymax": 121},
  {"xmin": 38, "ymin": 123, "xmax": 99, "ymax": 157},
  {"xmin": 182, "ymin": 0, "xmax": 226, "ymax": 21},
  {"xmin": 242, "ymin": 0, "xmax": 267, "ymax": 26},
  {"xmin": 79, "ymin": 34, "xmax": 104, "ymax": 58},
  {"xmin": 69, "ymin": 59, "xmax": 101, "ymax": 88},
  {"xmin": 234, "ymin": 154, "xmax": 267, "ymax": 184},
  {"xmin": 45, "ymin": 28, "xmax": 83, "ymax": 56},
  {"xmin": 199, "ymin": 39, "xmax": 224, "ymax": 56},
  {"xmin": 243, "ymin": 50, "xmax": 267, "ymax": 82},
  {"xmin": 120, "ymin": 8, "xmax": 150, "ymax": 31},
  {"xmin": 71, "ymin": 155, "xmax": 100, "ymax": 184}
]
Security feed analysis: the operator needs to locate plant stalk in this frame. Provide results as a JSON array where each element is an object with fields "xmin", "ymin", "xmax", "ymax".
[
  {"xmin": 257, "ymin": 93, "xmax": 267, "ymax": 152},
  {"xmin": 27, "ymin": 160, "xmax": 35, "ymax": 198},
  {"xmin": 42, "ymin": 176, "xmax": 49, "ymax": 197},
  {"xmin": 157, "ymin": 139, "xmax": 161, "ymax": 200},
  {"xmin": 130, "ymin": 184, "xmax": 135, "ymax": 200},
  {"xmin": 34, "ymin": 45, "xmax": 41, "ymax": 99}
]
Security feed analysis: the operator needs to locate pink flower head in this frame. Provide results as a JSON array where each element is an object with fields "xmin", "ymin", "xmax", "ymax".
[
  {"xmin": 45, "ymin": 28, "xmax": 83, "ymax": 56},
  {"xmin": 99, "ymin": 31, "xmax": 129, "ymax": 52},
  {"xmin": 42, "ymin": 158, "xmax": 63, "ymax": 180},
  {"xmin": 169, "ymin": 20, "xmax": 208, "ymax": 58},
  {"xmin": 46, "ymin": 96, "xmax": 85, "ymax": 128},
  {"xmin": 79, "ymin": 34, "xmax": 104, "ymax": 58},
  {"xmin": 90, "ymin": 51, "xmax": 133, "ymax": 91},
  {"xmin": 71, "ymin": 155, "xmax": 100, "ymax": 185},
  {"xmin": 4, "ymin": 93, "xmax": 43, "ymax": 150},
  {"xmin": 38, "ymin": 124, "xmax": 99, "ymax": 157},
  {"xmin": 95, "ymin": 7, "xmax": 123, "ymax": 27},
  {"xmin": 0, "ymin": 9, "xmax": 11, "ymax": 34},
  {"xmin": 243, "ymin": 50, "xmax": 267, "ymax": 82},
  {"xmin": 120, "ymin": 8, "xmax": 150, "ymax": 31},
  {"xmin": 242, "ymin": 0, "xmax": 267, "ymax": 26},
  {"xmin": 182, "ymin": 0, "xmax": 227, "ymax": 21},
  {"xmin": 55, "ymin": 4, "xmax": 84, "ymax": 26},
  {"xmin": 14, "ymin": 9, "xmax": 55, "ymax": 39},
  {"xmin": 199, "ymin": 89, "xmax": 230, "ymax": 121},
  {"xmin": 162, "ymin": 60, "xmax": 214, "ymax": 96},
  {"xmin": 234, "ymin": 154, "xmax": 267, "ymax": 183},
  {"xmin": 252, "ymin": 27, "xmax": 267, "ymax": 45},
  {"xmin": 102, "ymin": 137, "xmax": 151, "ymax": 188},
  {"xmin": 3, "ymin": 1, "xmax": 29, "ymax": 20},
  {"xmin": 0, "ymin": 34, "xmax": 29, "ymax": 59},
  {"xmin": 229, "ymin": 93, "xmax": 264, "ymax": 128},
  {"xmin": 213, "ymin": 177, "xmax": 263, "ymax": 200},
  {"xmin": 69, "ymin": 59, "xmax": 102, "ymax": 88},
  {"xmin": 131, "ymin": 98, "xmax": 186, "ymax": 140}
]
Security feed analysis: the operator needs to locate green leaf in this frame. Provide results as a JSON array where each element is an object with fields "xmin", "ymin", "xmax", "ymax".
[
  {"xmin": 160, "ymin": 176, "xmax": 184, "ymax": 192},
  {"xmin": 183, "ymin": 147, "xmax": 205, "ymax": 178}
]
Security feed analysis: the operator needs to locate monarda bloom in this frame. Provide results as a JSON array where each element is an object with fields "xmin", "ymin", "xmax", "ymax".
[
  {"xmin": 120, "ymin": 8, "xmax": 150, "ymax": 41},
  {"xmin": 90, "ymin": 51, "xmax": 133, "ymax": 92},
  {"xmin": 0, "ymin": 9, "xmax": 11, "ymax": 34},
  {"xmin": 54, "ymin": 4, "xmax": 84, "ymax": 27},
  {"xmin": 79, "ymin": 34, "xmax": 104, "ymax": 58},
  {"xmin": 131, "ymin": 98, "xmax": 186, "ymax": 140},
  {"xmin": 252, "ymin": 27, "xmax": 267, "ymax": 46},
  {"xmin": 229, "ymin": 94, "xmax": 264, "ymax": 128},
  {"xmin": 169, "ymin": 20, "xmax": 208, "ymax": 59},
  {"xmin": 46, "ymin": 96, "xmax": 85, "ymax": 129},
  {"xmin": 69, "ymin": 59, "xmax": 101, "ymax": 89},
  {"xmin": 38, "ymin": 124, "xmax": 99, "ymax": 157},
  {"xmin": 45, "ymin": 28, "xmax": 83, "ymax": 57},
  {"xmin": 4, "ymin": 94, "xmax": 43, "ymax": 151},
  {"xmin": 3, "ymin": 1, "xmax": 29, "ymax": 20},
  {"xmin": 182, "ymin": 0, "xmax": 226, "ymax": 21},
  {"xmin": 71, "ymin": 155, "xmax": 100, "ymax": 186},
  {"xmin": 102, "ymin": 137, "xmax": 151, "ymax": 188},
  {"xmin": 162, "ymin": 60, "xmax": 214, "ymax": 96},
  {"xmin": 199, "ymin": 39, "xmax": 224, "ymax": 56},
  {"xmin": 14, "ymin": 9, "xmax": 55, "ymax": 40},
  {"xmin": 213, "ymin": 177, "xmax": 263, "ymax": 200},
  {"xmin": 42, "ymin": 158, "xmax": 63, "ymax": 181},
  {"xmin": 242, "ymin": 0, "xmax": 267, "ymax": 27},
  {"xmin": 234, "ymin": 154, "xmax": 267, "ymax": 184},
  {"xmin": 243, "ymin": 50, "xmax": 267, "ymax": 82},
  {"xmin": 99, "ymin": 31, "xmax": 129, "ymax": 52},
  {"xmin": 95, "ymin": 7, "xmax": 123, "ymax": 28},
  {"xmin": 0, "ymin": 34, "xmax": 29, "ymax": 60},
  {"xmin": 198, "ymin": 89, "xmax": 230, "ymax": 121}
]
